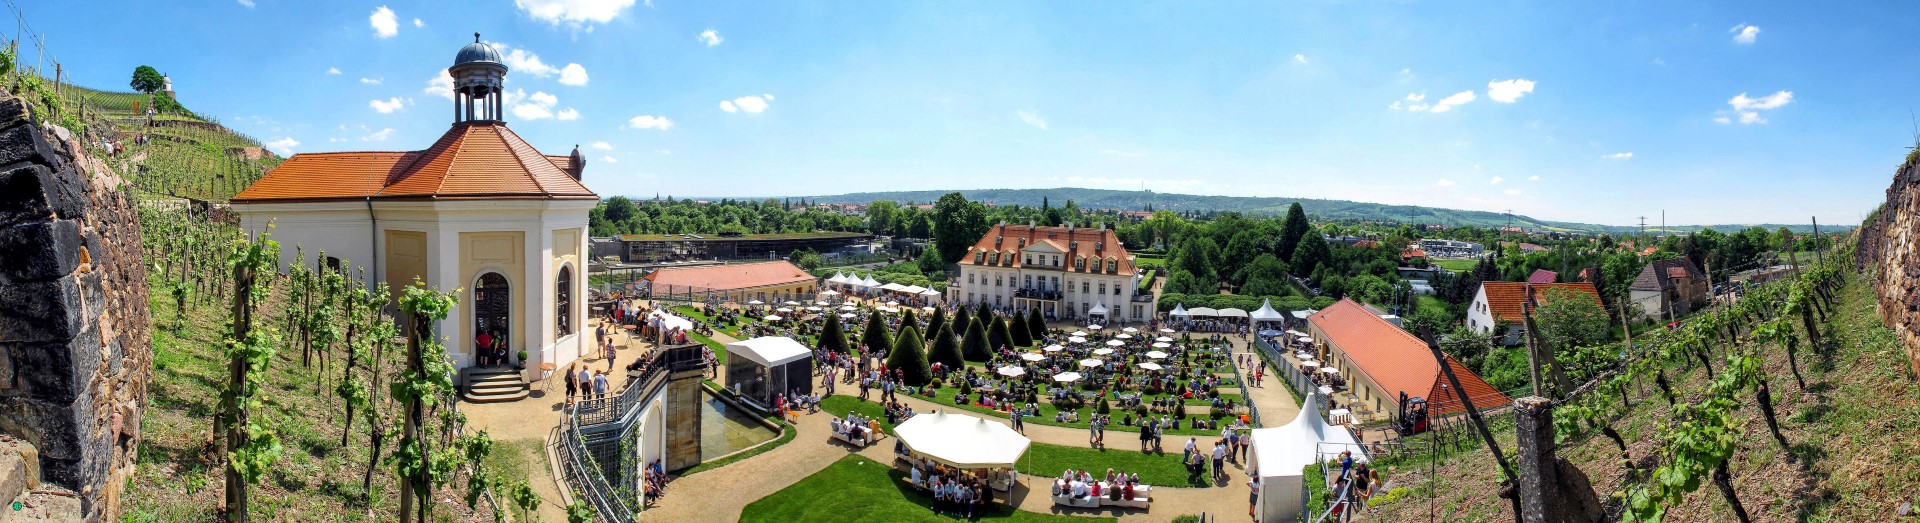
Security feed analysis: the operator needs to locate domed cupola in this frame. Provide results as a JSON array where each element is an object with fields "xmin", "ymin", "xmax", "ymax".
[{"xmin": 450, "ymin": 33, "xmax": 509, "ymax": 124}]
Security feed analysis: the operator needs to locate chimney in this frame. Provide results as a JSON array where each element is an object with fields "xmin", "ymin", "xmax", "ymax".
[
  {"xmin": 566, "ymin": 144, "xmax": 586, "ymax": 181},
  {"xmin": 1066, "ymin": 222, "xmax": 1075, "ymax": 233}
]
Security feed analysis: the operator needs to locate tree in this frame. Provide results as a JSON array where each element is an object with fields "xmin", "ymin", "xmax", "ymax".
[
  {"xmin": 925, "ymin": 306, "xmax": 948, "ymax": 342},
  {"xmin": 885, "ymin": 325, "xmax": 932, "ymax": 386},
  {"xmin": 1289, "ymin": 230, "xmax": 1331, "ymax": 278},
  {"xmin": 928, "ymin": 323, "xmax": 963, "ymax": 368},
  {"xmin": 866, "ymin": 200, "xmax": 900, "ymax": 236},
  {"xmin": 1277, "ymin": 203, "xmax": 1311, "ymax": 260},
  {"xmin": 916, "ymin": 245, "xmax": 944, "ymax": 276},
  {"xmin": 1237, "ymin": 253, "xmax": 1292, "ymax": 297},
  {"xmin": 1009, "ymin": 312, "xmax": 1033, "ymax": 347},
  {"xmin": 961, "ymin": 318, "xmax": 990, "ymax": 361},
  {"xmin": 818, "ymin": 313, "xmax": 849, "ymax": 353},
  {"xmin": 989, "ymin": 316, "xmax": 1015, "ymax": 352},
  {"xmin": 787, "ymin": 248, "xmax": 824, "ymax": 271},
  {"xmin": 932, "ymin": 192, "xmax": 987, "ymax": 263},
  {"xmin": 1533, "ymin": 286, "xmax": 1609, "ymax": 351},
  {"xmin": 602, "ymin": 196, "xmax": 639, "ymax": 226},
  {"xmin": 861, "ymin": 313, "xmax": 892, "ymax": 356},
  {"xmin": 1026, "ymin": 307, "xmax": 1047, "ymax": 340},
  {"xmin": 130, "ymin": 65, "xmax": 165, "ymax": 94}
]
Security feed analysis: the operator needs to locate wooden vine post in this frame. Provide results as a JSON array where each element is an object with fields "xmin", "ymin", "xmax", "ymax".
[{"xmin": 217, "ymin": 231, "xmax": 283, "ymax": 522}]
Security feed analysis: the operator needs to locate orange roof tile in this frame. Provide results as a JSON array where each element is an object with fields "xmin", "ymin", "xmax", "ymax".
[
  {"xmin": 1479, "ymin": 281, "xmax": 1603, "ymax": 325},
  {"xmin": 642, "ymin": 261, "xmax": 816, "ymax": 292},
  {"xmin": 1309, "ymin": 299, "xmax": 1508, "ymax": 416},
  {"xmin": 957, "ymin": 224, "xmax": 1135, "ymax": 274},
  {"xmin": 232, "ymin": 122, "xmax": 595, "ymax": 203}
]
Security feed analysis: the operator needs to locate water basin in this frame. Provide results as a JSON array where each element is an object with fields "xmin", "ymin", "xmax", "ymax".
[{"xmin": 700, "ymin": 392, "xmax": 779, "ymax": 461}]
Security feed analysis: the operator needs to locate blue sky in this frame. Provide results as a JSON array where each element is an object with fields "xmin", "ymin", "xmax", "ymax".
[{"xmin": 24, "ymin": 0, "xmax": 1920, "ymax": 226}]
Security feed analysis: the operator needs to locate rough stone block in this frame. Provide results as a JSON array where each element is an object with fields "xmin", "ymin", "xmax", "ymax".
[
  {"xmin": 0, "ymin": 163, "xmax": 53, "ymax": 228},
  {"xmin": 0, "ymin": 126, "xmax": 62, "ymax": 182},
  {"xmin": 0, "ymin": 443, "xmax": 25, "ymax": 505},
  {"xmin": 0, "ymin": 96, "xmax": 31, "ymax": 132},
  {"xmin": 0, "ymin": 219, "xmax": 82, "ymax": 285},
  {"xmin": 7, "ymin": 329, "xmax": 102, "ymax": 402},
  {"xmin": 0, "ymin": 278, "xmax": 82, "ymax": 343}
]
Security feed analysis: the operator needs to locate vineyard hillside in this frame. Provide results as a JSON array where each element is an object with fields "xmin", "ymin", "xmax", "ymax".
[
  {"xmin": 31, "ymin": 76, "xmax": 281, "ymax": 203},
  {"xmin": 1359, "ymin": 250, "xmax": 1917, "ymax": 522}
]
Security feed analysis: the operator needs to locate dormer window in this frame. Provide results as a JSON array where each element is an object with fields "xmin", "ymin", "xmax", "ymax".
[
  {"xmin": 1107, "ymin": 258, "xmax": 1118, "ymax": 273},
  {"xmin": 989, "ymin": 252, "xmax": 999, "ymax": 265},
  {"xmin": 1096, "ymin": 242, "xmax": 1104, "ymax": 251},
  {"xmin": 1070, "ymin": 241, "xmax": 1079, "ymax": 249},
  {"xmin": 975, "ymin": 252, "xmax": 986, "ymax": 264},
  {"xmin": 1018, "ymin": 238, "xmax": 1027, "ymax": 247},
  {"xmin": 1075, "ymin": 256, "xmax": 1086, "ymax": 270}
]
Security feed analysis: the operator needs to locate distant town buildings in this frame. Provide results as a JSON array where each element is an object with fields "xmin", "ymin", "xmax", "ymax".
[
  {"xmin": 1417, "ymin": 238, "xmax": 1484, "ymax": 258},
  {"xmin": 1628, "ymin": 258, "xmax": 1709, "ymax": 321},
  {"xmin": 1467, "ymin": 281, "xmax": 1604, "ymax": 345}
]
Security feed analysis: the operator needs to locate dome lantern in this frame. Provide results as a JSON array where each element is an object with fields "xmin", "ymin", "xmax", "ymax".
[{"xmin": 450, "ymin": 32, "xmax": 509, "ymax": 124}]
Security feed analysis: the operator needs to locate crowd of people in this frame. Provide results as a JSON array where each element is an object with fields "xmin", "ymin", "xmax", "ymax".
[{"xmin": 1051, "ymin": 468, "xmax": 1145, "ymax": 503}]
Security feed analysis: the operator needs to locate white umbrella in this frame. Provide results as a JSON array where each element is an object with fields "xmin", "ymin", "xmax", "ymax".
[
  {"xmin": 840, "ymin": 305, "xmax": 858, "ymax": 311},
  {"xmin": 1087, "ymin": 325, "xmax": 1104, "ymax": 330},
  {"xmin": 1296, "ymin": 335, "xmax": 1313, "ymax": 343},
  {"xmin": 1122, "ymin": 327, "xmax": 1139, "ymax": 333},
  {"xmin": 748, "ymin": 300, "xmax": 764, "ymax": 305},
  {"xmin": 1151, "ymin": 342, "xmax": 1171, "ymax": 349},
  {"xmin": 1021, "ymin": 353, "xmax": 1046, "ymax": 362},
  {"xmin": 807, "ymin": 306, "xmax": 823, "ymax": 312},
  {"xmin": 1286, "ymin": 329, "xmax": 1305, "ymax": 336},
  {"xmin": 1078, "ymin": 358, "xmax": 1102, "ymax": 368},
  {"xmin": 1115, "ymin": 333, "xmax": 1133, "ymax": 340},
  {"xmin": 1067, "ymin": 336, "xmax": 1087, "ymax": 344},
  {"xmin": 1052, "ymin": 372, "xmax": 1083, "ymax": 383},
  {"xmin": 1042, "ymin": 344, "xmax": 1065, "ymax": 353},
  {"xmin": 887, "ymin": 300, "xmax": 899, "ymax": 306},
  {"xmin": 839, "ymin": 313, "xmax": 857, "ymax": 319},
  {"xmin": 1145, "ymin": 351, "xmax": 1168, "ymax": 359},
  {"xmin": 820, "ymin": 290, "xmax": 840, "ymax": 297},
  {"xmin": 996, "ymin": 366, "xmax": 1026, "ymax": 378},
  {"xmin": 1300, "ymin": 357, "xmax": 1316, "ymax": 363},
  {"xmin": 1137, "ymin": 362, "xmax": 1164, "ymax": 371},
  {"xmin": 1105, "ymin": 340, "xmax": 1124, "ymax": 347},
  {"xmin": 784, "ymin": 300, "xmax": 801, "ymax": 306},
  {"xmin": 1321, "ymin": 367, "xmax": 1340, "ymax": 374},
  {"xmin": 1072, "ymin": 331, "xmax": 1089, "ymax": 336},
  {"xmin": 1092, "ymin": 348, "xmax": 1115, "ymax": 356},
  {"xmin": 764, "ymin": 315, "xmax": 783, "ymax": 322},
  {"xmin": 1155, "ymin": 336, "xmax": 1174, "ymax": 342},
  {"xmin": 1303, "ymin": 361, "xmax": 1319, "ymax": 368},
  {"xmin": 1159, "ymin": 328, "xmax": 1175, "ymax": 333},
  {"xmin": 922, "ymin": 306, "xmax": 936, "ymax": 312},
  {"xmin": 776, "ymin": 307, "xmax": 794, "ymax": 313}
]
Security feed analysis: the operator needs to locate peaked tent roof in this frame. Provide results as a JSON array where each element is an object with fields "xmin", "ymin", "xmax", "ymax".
[
  {"xmin": 861, "ymin": 275, "xmax": 882, "ymax": 287},
  {"xmin": 233, "ymin": 122, "xmax": 596, "ymax": 203},
  {"xmin": 1169, "ymin": 303, "xmax": 1188, "ymax": 317},
  {"xmin": 1308, "ymin": 298, "xmax": 1509, "ymax": 416},
  {"xmin": 1250, "ymin": 394, "xmax": 1368, "ymax": 481},
  {"xmin": 1250, "ymin": 299, "xmax": 1287, "ymax": 321}
]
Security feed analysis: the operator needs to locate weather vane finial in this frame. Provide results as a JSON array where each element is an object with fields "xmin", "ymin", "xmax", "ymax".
[{"xmin": 475, "ymin": 32, "xmax": 482, "ymax": 43}]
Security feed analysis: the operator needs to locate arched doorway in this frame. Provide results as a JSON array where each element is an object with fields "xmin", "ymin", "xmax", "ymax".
[{"xmin": 474, "ymin": 272, "xmax": 510, "ymax": 359}]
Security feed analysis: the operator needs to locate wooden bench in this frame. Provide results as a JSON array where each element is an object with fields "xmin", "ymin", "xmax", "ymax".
[{"xmin": 830, "ymin": 428, "xmax": 877, "ymax": 448}]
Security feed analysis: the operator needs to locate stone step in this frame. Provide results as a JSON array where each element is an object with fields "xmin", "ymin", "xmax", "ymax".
[
  {"xmin": 469, "ymin": 381, "xmax": 528, "ymax": 395},
  {"xmin": 468, "ymin": 373, "xmax": 525, "ymax": 385},
  {"xmin": 462, "ymin": 388, "xmax": 530, "ymax": 403}
]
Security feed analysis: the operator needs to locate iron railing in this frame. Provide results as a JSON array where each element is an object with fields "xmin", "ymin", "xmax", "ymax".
[{"xmin": 554, "ymin": 344, "xmax": 704, "ymax": 523}]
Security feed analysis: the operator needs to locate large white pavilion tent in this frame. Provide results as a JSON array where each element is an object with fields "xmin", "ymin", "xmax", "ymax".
[
  {"xmin": 1247, "ymin": 394, "xmax": 1370, "ymax": 522},
  {"xmin": 1250, "ymin": 299, "xmax": 1288, "ymax": 323},
  {"xmin": 895, "ymin": 411, "xmax": 1031, "ymax": 490}
]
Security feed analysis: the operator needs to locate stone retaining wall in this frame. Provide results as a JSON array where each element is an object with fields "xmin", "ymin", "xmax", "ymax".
[{"xmin": 1856, "ymin": 153, "xmax": 1920, "ymax": 377}]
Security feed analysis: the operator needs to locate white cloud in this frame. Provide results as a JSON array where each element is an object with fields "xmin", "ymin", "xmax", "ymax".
[
  {"xmin": 556, "ymin": 107, "xmax": 580, "ymax": 120},
  {"xmin": 720, "ymin": 95, "xmax": 771, "ymax": 114},
  {"xmin": 512, "ymin": 91, "xmax": 560, "ymax": 120},
  {"xmin": 1652, "ymin": 57, "xmax": 1667, "ymax": 67},
  {"xmin": 237, "ymin": 0, "xmax": 254, "ymax": 8},
  {"xmin": 558, "ymin": 63, "xmax": 589, "ymax": 86},
  {"xmin": 359, "ymin": 77, "xmax": 382, "ymax": 85},
  {"xmin": 1528, "ymin": 175, "xmax": 1540, "ymax": 181},
  {"xmin": 1731, "ymin": 24, "xmax": 1760, "ymax": 45},
  {"xmin": 424, "ymin": 71, "xmax": 454, "ymax": 99},
  {"xmin": 1718, "ymin": 90, "xmax": 1792, "ymax": 125},
  {"xmin": 1504, "ymin": 189, "xmax": 1522, "ymax": 196},
  {"xmin": 1436, "ymin": 179, "xmax": 1456, "ymax": 187},
  {"xmin": 1486, "ymin": 79, "xmax": 1536, "ymax": 103},
  {"xmin": 1292, "ymin": 53, "xmax": 1308, "ymax": 64},
  {"xmin": 1489, "ymin": 176, "xmax": 1505, "ymax": 185},
  {"xmin": 1602, "ymin": 152, "xmax": 1633, "ymax": 160},
  {"xmin": 361, "ymin": 128, "xmax": 395, "ymax": 141},
  {"xmin": 590, "ymin": 141, "xmax": 613, "ymax": 150},
  {"xmin": 601, "ymin": 155, "xmax": 618, "ymax": 164},
  {"xmin": 1729, "ymin": 90, "xmax": 1792, "ymax": 111},
  {"xmin": 1016, "ymin": 110, "xmax": 1048, "ymax": 130},
  {"xmin": 1390, "ymin": 92, "xmax": 1430, "ymax": 111},
  {"xmin": 265, "ymin": 137, "xmax": 299, "ymax": 155},
  {"xmin": 624, "ymin": 115, "xmax": 674, "ymax": 130},
  {"xmin": 1399, "ymin": 68, "xmax": 1412, "ymax": 75},
  {"xmin": 412, "ymin": 18, "xmax": 425, "ymax": 28},
  {"xmin": 370, "ymin": 6, "xmax": 398, "ymax": 38},
  {"xmin": 1428, "ymin": 90, "xmax": 1476, "ymax": 113},
  {"xmin": 514, "ymin": 0, "xmax": 635, "ymax": 26},
  {"xmin": 327, "ymin": 67, "xmax": 341, "ymax": 76},
  {"xmin": 698, "ymin": 28, "xmax": 724, "ymax": 47},
  {"xmin": 369, "ymin": 97, "xmax": 406, "ymax": 114},
  {"xmin": 491, "ymin": 42, "xmax": 560, "ymax": 77}
]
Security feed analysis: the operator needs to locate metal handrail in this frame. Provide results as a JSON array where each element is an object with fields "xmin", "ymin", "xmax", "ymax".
[{"xmin": 553, "ymin": 344, "xmax": 704, "ymax": 523}]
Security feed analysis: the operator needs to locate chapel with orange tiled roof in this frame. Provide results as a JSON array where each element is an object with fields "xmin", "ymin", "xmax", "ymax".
[{"xmin": 232, "ymin": 35, "xmax": 597, "ymax": 373}]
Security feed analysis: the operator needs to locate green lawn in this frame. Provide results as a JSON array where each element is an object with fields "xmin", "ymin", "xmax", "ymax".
[
  {"xmin": 1431, "ymin": 259, "xmax": 1478, "ymax": 272},
  {"xmin": 742, "ymin": 454, "xmax": 1109, "ymax": 523},
  {"xmin": 688, "ymin": 331, "xmax": 729, "ymax": 364},
  {"xmin": 905, "ymin": 391, "xmax": 1231, "ymax": 436}
]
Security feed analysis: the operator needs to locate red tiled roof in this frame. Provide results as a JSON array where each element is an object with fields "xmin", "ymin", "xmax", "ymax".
[
  {"xmin": 1308, "ymin": 299, "xmax": 1508, "ymax": 416},
  {"xmin": 233, "ymin": 122, "xmax": 595, "ymax": 203},
  {"xmin": 1630, "ymin": 258, "xmax": 1705, "ymax": 291},
  {"xmin": 957, "ymin": 224, "xmax": 1135, "ymax": 274},
  {"xmin": 1479, "ymin": 281, "xmax": 1603, "ymax": 325},
  {"xmin": 1527, "ymin": 269, "xmax": 1558, "ymax": 284},
  {"xmin": 642, "ymin": 261, "xmax": 815, "ymax": 292},
  {"xmin": 1402, "ymin": 249, "xmax": 1427, "ymax": 259}
]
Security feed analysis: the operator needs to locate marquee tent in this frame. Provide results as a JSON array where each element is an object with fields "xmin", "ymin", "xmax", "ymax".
[
  {"xmin": 895, "ymin": 411, "xmax": 1031, "ymax": 469},
  {"xmin": 1251, "ymin": 299, "xmax": 1288, "ymax": 323},
  {"xmin": 1187, "ymin": 307, "xmax": 1219, "ymax": 318},
  {"xmin": 1217, "ymin": 308, "xmax": 1249, "ymax": 318},
  {"xmin": 724, "ymin": 337, "xmax": 814, "ymax": 410},
  {"xmin": 1247, "ymin": 394, "xmax": 1369, "ymax": 523}
]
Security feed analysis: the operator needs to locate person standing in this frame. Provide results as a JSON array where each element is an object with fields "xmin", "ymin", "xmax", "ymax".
[
  {"xmin": 1248, "ymin": 475, "xmax": 1261, "ymax": 522},
  {"xmin": 1211, "ymin": 440, "xmax": 1227, "ymax": 481},
  {"xmin": 563, "ymin": 363, "xmax": 579, "ymax": 406},
  {"xmin": 592, "ymin": 370, "xmax": 610, "ymax": 400},
  {"xmin": 1011, "ymin": 409, "xmax": 1024, "ymax": 433},
  {"xmin": 475, "ymin": 330, "xmax": 494, "ymax": 365}
]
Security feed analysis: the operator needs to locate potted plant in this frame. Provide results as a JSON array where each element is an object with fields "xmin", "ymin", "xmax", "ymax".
[{"xmin": 515, "ymin": 349, "xmax": 529, "ymax": 369}]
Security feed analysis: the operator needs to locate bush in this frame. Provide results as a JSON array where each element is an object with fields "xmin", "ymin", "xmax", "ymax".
[
  {"xmin": 885, "ymin": 326, "xmax": 931, "ymax": 386},
  {"xmin": 961, "ymin": 318, "xmax": 990, "ymax": 362},
  {"xmin": 1134, "ymin": 405, "xmax": 1148, "ymax": 417},
  {"xmin": 928, "ymin": 323, "xmax": 963, "ymax": 368},
  {"xmin": 1097, "ymin": 396, "xmax": 1111, "ymax": 415},
  {"xmin": 1026, "ymin": 307, "xmax": 1046, "ymax": 340},
  {"xmin": 1009, "ymin": 313, "xmax": 1033, "ymax": 347},
  {"xmin": 988, "ymin": 315, "xmax": 1014, "ymax": 352}
]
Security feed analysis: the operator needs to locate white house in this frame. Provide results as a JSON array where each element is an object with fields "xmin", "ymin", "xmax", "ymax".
[
  {"xmin": 231, "ymin": 36, "xmax": 596, "ymax": 374},
  {"xmin": 1467, "ymin": 281, "xmax": 1604, "ymax": 346},
  {"xmin": 950, "ymin": 222, "xmax": 1155, "ymax": 323}
]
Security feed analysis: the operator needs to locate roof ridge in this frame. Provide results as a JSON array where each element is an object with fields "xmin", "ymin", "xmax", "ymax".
[
  {"xmin": 432, "ymin": 125, "xmax": 473, "ymax": 197},
  {"xmin": 493, "ymin": 124, "xmax": 552, "ymax": 195}
]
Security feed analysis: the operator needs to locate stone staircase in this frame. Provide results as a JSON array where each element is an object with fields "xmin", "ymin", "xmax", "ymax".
[
  {"xmin": 462, "ymin": 367, "xmax": 531, "ymax": 403},
  {"xmin": 0, "ymin": 437, "xmax": 81, "ymax": 521}
]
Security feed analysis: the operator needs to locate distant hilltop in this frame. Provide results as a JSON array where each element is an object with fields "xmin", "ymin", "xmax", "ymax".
[{"xmin": 769, "ymin": 187, "xmax": 1847, "ymax": 235}]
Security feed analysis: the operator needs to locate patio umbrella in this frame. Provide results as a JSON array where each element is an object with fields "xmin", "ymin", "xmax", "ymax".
[
  {"xmin": 1303, "ymin": 361, "xmax": 1319, "ymax": 368},
  {"xmin": 1087, "ymin": 325, "xmax": 1104, "ymax": 330},
  {"xmin": 1052, "ymin": 372, "xmax": 1083, "ymax": 383},
  {"xmin": 1159, "ymin": 328, "xmax": 1175, "ymax": 333},
  {"xmin": 1286, "ymin": 330, "xmax": 1305, "ymax": 336},
  {"xmin": 1114, "ymin": 333, "xmax": 1132, "ymax": 340},
  {"xmin": 1300, "ymin": 357, "xmax": 1316, "ymax": 363},
  {"xmin": 1137, "ymin": 362, "xmax": 1163, "ymax": 371},
  {"xmin": 1071, "ymin": 331, "xmax": 1089, "ymax": 336},
  {"xmin": 1021, "ymin": 353, "xmax": 1046, "ymax": 362},
  {"xmin": 1296, "ymin": 335, "xmax": 1312, "ymax": 343},
  {"xmin": 748, "ymin": 300, "xmax": 764, "ymax": 305},
  {"xmin": 1067, "ymin": 336, "xmax": 1087, "ymax": 344},
  {"xmin": 996, "ymin": 366, "xmax": 1026, "ymax": 378},
  {"xmin": 1042, "ymin": 344, "xmax": 1065, "ymax": 353},
  {"xmin": 1258, "ymin": 329, "xmax": 1282, "ymax": 337},
  {"xmin": 776, "ymin": 307, "xmax": 794, "ymax": 313},
  {"xmin": 1105, "ymin": 340, "xmax": 1124, "ymax": 347},
  {"xmin": 807, "ymin": 306, "xmax": 823, "ymax": 312},
  {"xmin": 1155, "ymin": 336, "xmax": 1174, "ymax": 342},
  {"xmin": 1321, "ymin": 367, "xmax": 1340, "ymax": 374},
  {"xmin": 839, "ymin": 313, "xmax": 857, "ymax": 319},
  {"xmin": 1092, "ymin": 348, "xmax": 1115, "ymax": 356},
  {"xmin": 784, "ymin": 300, "xmax": 801, "ymax": 306},
  {"xmin": 764, "ymin": 315, "xmax": 783, "ymax": 321},
  {"xmin": 840, "ymin": 305, "xmax": 857, "ymax": 311},
  {"xmin": 887, "ymin": 300, "xmax": 899, "ymax": 306},
  {"xmin": 923, "ymin": 306, "xmax": 936, "ymax": 312},
  {"xmin": 816, "ymin": 300, "xmax": 833, "ymax": 305},
  {"xmin": 1151, "ymin": 342, "xmax": 1171, "ymax": 349},
  {"xmin": 1145, "ymin": 351, "xmax": 1168, "ymax": 359},
  {"xmin": 1078, "ymin": 358, "xmax": 1102, "ymax": 368},
  {"xmin": 1124, "ymin": 327, "xmax": 1140, "ymax": 333}
]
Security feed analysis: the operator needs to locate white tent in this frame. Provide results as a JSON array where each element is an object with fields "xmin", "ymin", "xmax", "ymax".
[
  {"xmin": 1169, "ymin": 304, "xmax": 1189, "ymax": 318},
  {"xmin": 1250, "ymin": 299, "xmax": 1288, "ymax": 322},
  {"xmin": 724, "ymin": 336, "xmax": 816, "ymax": 409},
  {"xmin": 1291, "ymin": 309, "xmax": 1317, "ymax": 320},
  {"xmin": 1088, "ymin": 301, "xmax": 1109, "ymax": 317},
  {"xmin": 879, "ymin": 282, "xmax": 909, "ymax": 292},
  {"xmin": 861, "ymin": 275, "xmax": 883, "ymax": 288},
  {"xmin": 1187, "ymin": 307, "xmax": 1219, "ymax": 317},
  {"xmin": 895, "ymin": 411, "xmax": 1032, "ymax": 469},
  {"xmin": 647, "ymin": 310, "xmax": 693, "ymax": 335},
  {"xmin": 899, "ymin": 285, "xmax": 928, "ymax": 295},
  {"xmin": 1217, "ymin": 308, "xmax": 1249, "ymax": 318},
  {"xmin": 827, "ymin": 272, "xmax": 848, "ymax": 285},
  {"xmin": 996, "ymin": 366, "xmax": 1026, "ymax": 378},
  {"xmin": 727, "ymin": 336, "xmax": 812, "ymax": 367},
  {"xmin": 1247, "ymin": 394, "xmax": 1370, "ymax": 523}
]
